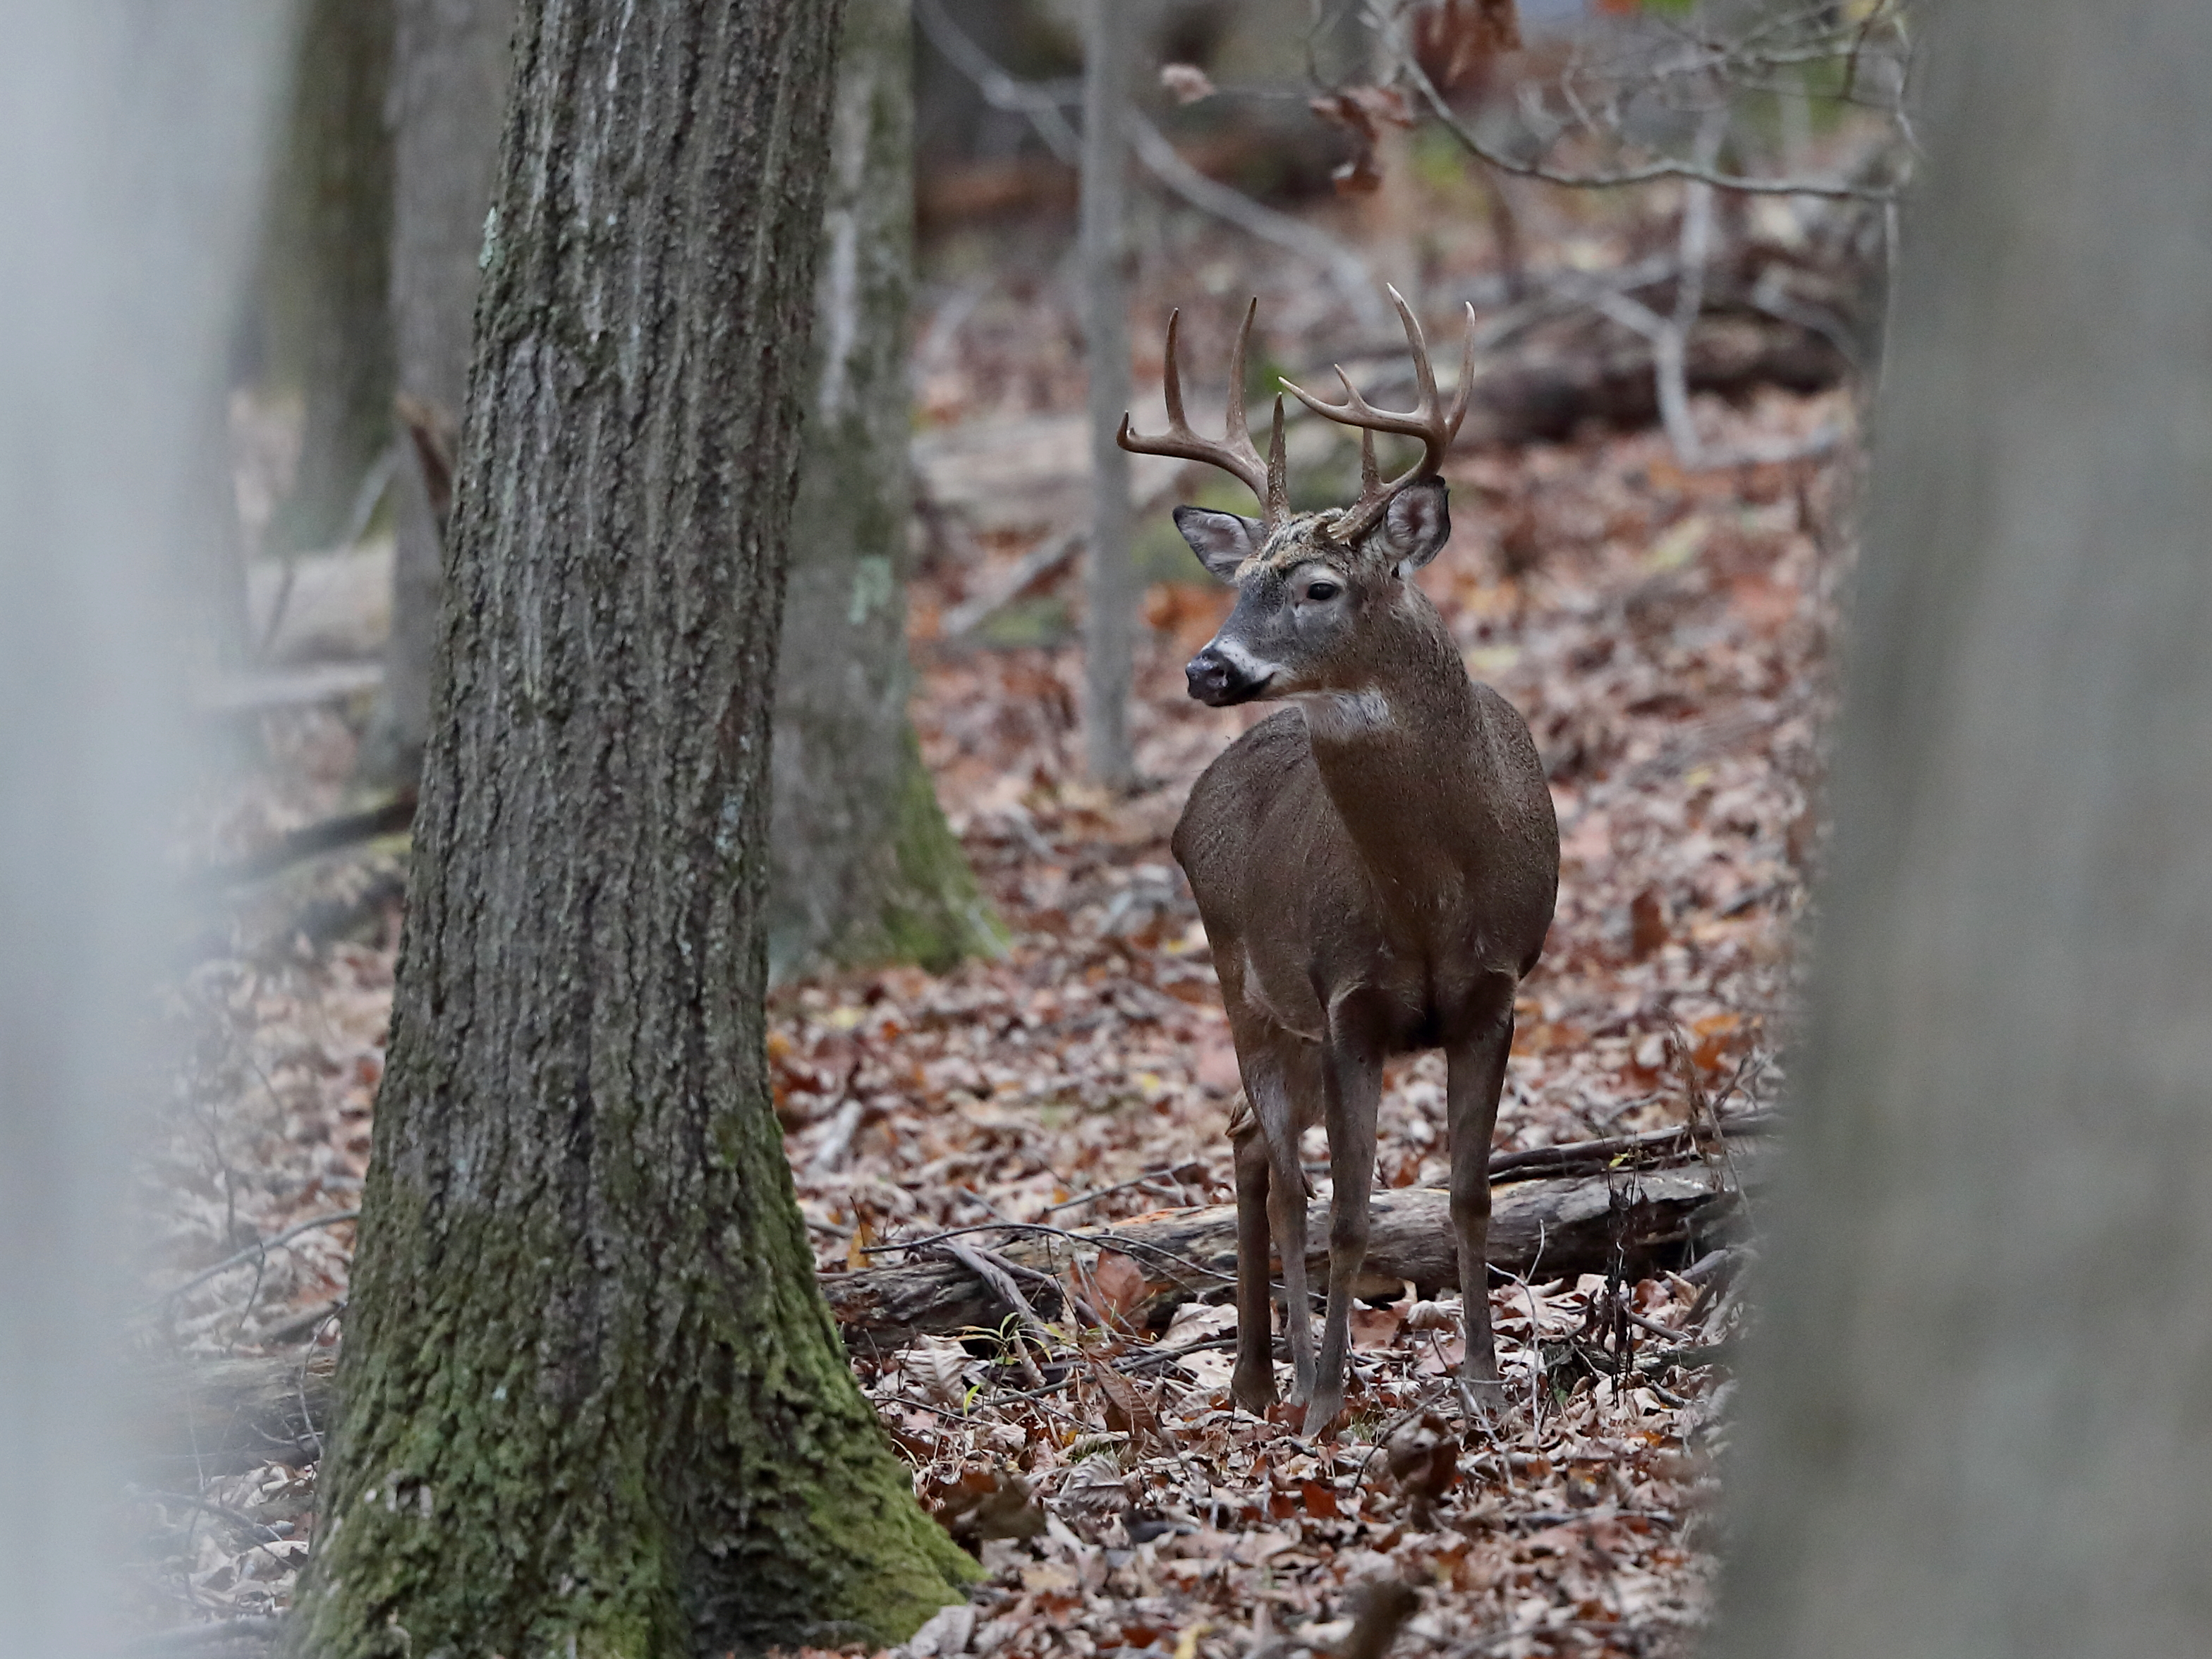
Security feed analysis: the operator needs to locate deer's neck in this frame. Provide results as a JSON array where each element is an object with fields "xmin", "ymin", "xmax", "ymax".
[{"xmin": 1296, "ymin": 600, "xmax": 1493, "ymax": 915}]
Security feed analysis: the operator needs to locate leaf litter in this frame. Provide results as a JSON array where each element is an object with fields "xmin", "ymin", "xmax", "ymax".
[{"xmin": 136, "ymin": 266, "xmax": 1850, "ymax": 1653}]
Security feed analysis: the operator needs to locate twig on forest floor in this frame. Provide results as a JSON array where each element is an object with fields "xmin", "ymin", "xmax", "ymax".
[
  {"xmin": 252, "ymin": 1297, "xmax": 345, "ymax": 1345},
  {"xmin": 1354, "ymin": 1382, "xmax": 1452, "ymax": 1490},
  {"xmin": 1486, "ymin": 1111, "xmax": 1776, "ymax": 1183},
  {"xmin": 145, "ymin": 1211, "xmax": 360, "ymax": 1313},
  {"xmin": 1042, "ymin": 1165, "xmax": 1189, "ymax": 1215},
  {"xmin": 196, "ymin": 794, "xmax": 417, "ymax": 889},
  {"xmin": 133, "ymin": 1488, "xmax": 292, "ymax": 1545},
  {"xmin": 861, "ymin": 1217, "xmax": 1237, "ymax": 1289},
  {"xmin": 938, "ymin": 1236, "xmax": 1051, "ymax": 1385}
]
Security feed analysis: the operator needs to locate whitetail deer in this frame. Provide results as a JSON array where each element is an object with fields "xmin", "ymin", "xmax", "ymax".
[{"xmin": 1121, "ymin": 292, "xmax": 1559, "ymax": 1433}]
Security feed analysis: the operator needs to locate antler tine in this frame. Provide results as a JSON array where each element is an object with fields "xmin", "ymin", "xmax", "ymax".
[
  {"xmin": 1267, "ymin": 396, "xmax": 1287, "ymax": 521},
  {"xmin": 1161, "ymin": 308, "xmax": 1191, "ymax": 430},
  {"xmin": 1392, "ymin": 284, "xmax": 1440, "ymax": 423},
  {"xmin": 1224, "ymin": 298, "xmax": 1254, "ymax": 448},
  {"xmin": 1119, "ymin": 300, "xmax": 1281, "ymax": 525},
  {"xmin": 1281, "ymin": 288, "xmax": 1481, "ymax": 542},
  {"xmin": 1448, "ymin": 299, "xmax": 1478, "ymax": 437}
]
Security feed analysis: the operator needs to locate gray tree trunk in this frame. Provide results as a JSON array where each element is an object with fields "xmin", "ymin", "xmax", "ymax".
[
  {"xmin": 356, "ymin": 0, "xmax": 515, "ymax": 789},
  {"xmin": 767, "ymin": 0, "xmax": 1001, "ymax": 982},
  {"xmin": 260, "ymin": 0, "xmax": 396, "ymax": 554},
  {"xmin": 285, "ymin": 2, "xmax": 976, "ymax": 1651},
  {"xmin": 1079, "ymin": 0, "xmax": 1136, "ymax": 787},
  {"xmin": 1712, "ymin": 5, "xmax": 2212, "ymax": 1658}
]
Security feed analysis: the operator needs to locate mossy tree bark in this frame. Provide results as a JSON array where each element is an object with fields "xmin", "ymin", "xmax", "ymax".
[
  {"xmin": 286, "ymin": 3, "xmax": 978, "ymax": 1653},
  {"xmin": 356, "ymin": 0, "xmax": 515, "ymax": 789},
  {"xmin": 767, "ymin": 0, "xmax": 1000, "ymax": 983}
]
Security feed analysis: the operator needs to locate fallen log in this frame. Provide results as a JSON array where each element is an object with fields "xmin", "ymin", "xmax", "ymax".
[
  {"xmin": 1459, "ymin": 312, "xmax": 1845, "ymax": 449},
  {"xmin": 130, "ymin": 1349, "xmax": 336, "ymax": 1479},
  {"xmin": 131, "ymin": 1130, "xmax": 1768, "ymax": 1470},
  {"xmin": 826, "ymin": 1141, "xmax": 1769, "ymax": 1350}
]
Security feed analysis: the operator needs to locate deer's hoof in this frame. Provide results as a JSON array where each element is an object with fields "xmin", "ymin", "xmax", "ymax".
[
  {"xmin": 1231, "ymin": 1368, "xmax": 1277, "ymax": 1416},
  {"xmin": 1302, "ymin": 1389, "xmax": 1347, "ymax": 1440}
]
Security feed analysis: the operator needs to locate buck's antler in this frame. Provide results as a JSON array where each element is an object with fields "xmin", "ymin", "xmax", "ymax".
[
  {"xmin": 1280, "ymin": 285, "xmax": 1477, "ymax": 544},
  {"xmin": 1119, "ymin": 299, "xmax": 1289, "ymax": 530}
]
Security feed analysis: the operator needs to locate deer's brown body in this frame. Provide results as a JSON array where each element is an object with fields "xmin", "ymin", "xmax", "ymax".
[{"xmin": 1124, "ymin": 293, "xmax": 1559, "ymax": 1431}]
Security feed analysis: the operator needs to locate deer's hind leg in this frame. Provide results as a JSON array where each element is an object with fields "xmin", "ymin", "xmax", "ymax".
[
  {"xmin": 1308, "ymin": 1026, "xmax": 1382, "ymax": 1438},
  {"xmin": 1447, "ymin": 982, "xmax": 1519, "ymax": 1399},
  {"xmin": 1236, "ymin": 1039, "xmax": 1322, "ymax": 1410},
  {"xmin": 1228, "ymin": 1096, "xmax": 1276, "ymax": 1413}
]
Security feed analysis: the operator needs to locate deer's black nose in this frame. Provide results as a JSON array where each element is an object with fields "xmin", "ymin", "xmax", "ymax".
[{"xmin": 1186, "ymin": 645, "xmax": 1264, "ymax": 706}]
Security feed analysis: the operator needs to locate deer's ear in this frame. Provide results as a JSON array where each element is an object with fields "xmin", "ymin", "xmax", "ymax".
[
  {"xmin": 1174, "ymin": 506, "xmax": 1262, "ymax": 580},
  {"xmin": 1377, "ymin": 478, "xmax": 1451, "ymax": 573}
]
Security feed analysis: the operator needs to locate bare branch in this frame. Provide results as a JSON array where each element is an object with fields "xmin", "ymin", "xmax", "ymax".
[
  {"xmin": 1385, "ymin": 20, "xmax": 1904, "ymax": 203},
  {"xmin": 1126, "ymin": 113, "xmax": 1386, "ymax": 327},
  {"xmin": 912, "ymin": 0, "xmax": 1080, "ymax": 164}
]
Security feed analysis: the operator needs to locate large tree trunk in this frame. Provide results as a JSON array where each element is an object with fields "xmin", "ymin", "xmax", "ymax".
[
  {"xmin": 285, "ymin": 4, "xmax": 977, "ymax": 1653},
  {"xmin": 767, "ymin": 0, "xmax": 1000, "ymax": 982},
  {"xmin": 355, "ymin": 0, "xmax": 515, "ymax": 789},
  {"xmin": 1713, "ymin": 6, "xmax": 2212, "ymax": 1658},
  {"xmin": 259, "ymin": 0, "xmax": 396, "ymax": 554}
]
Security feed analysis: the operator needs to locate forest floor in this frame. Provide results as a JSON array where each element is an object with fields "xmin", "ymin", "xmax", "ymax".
[{"xmin": 138, "ymin": 210, "xmax": 1854, "ymax": 1656}]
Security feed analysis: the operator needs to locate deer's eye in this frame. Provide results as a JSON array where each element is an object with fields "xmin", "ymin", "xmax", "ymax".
[{"xmin": 1304, "ymin": 580, "xmax": 1341, "ymax": 603}]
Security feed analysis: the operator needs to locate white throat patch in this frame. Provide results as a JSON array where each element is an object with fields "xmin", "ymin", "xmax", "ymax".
[{"xmin": 1296, "ymin": 686, "xmax": 1394, "ymax": 738}]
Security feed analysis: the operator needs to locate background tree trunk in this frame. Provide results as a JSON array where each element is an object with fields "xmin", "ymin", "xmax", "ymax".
[
  {"xmin": 1713, "ymin": 5, "xmax": 2212, "ymax": 1657},
  {"xmin": 1079, "ymin": 0, "xmax": 1136, "ymax": 787},
  {"xmin": 356, "ymin": 0, "xmax": 516, "ymax": 789},
  {"xmin": 287, "ymin": 2, "xmax": 976, "ymax": 1652},
  {"xmin": 767, "ymin": 0, "xmax": 1002, "ymax": 981},
  {"xmin": 258, "ymin": 0, "xmax": 396, "ymax": 554}
]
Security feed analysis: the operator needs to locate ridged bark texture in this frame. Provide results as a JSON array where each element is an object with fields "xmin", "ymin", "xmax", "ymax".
[
  {"xmin": 1712, "ymin": 4, "xmax": 2212, "ymax": 1657},
  {"xmin": 357, "ymin": 0, "xmax": 516, "ymax": 788},
  {"xmin": 767, "ymin": 0, "xmax": 1001, "ymax": 983},
  {"xmin": 287, "ymin": 3, "xmax": 977, "ymax": 1653}
]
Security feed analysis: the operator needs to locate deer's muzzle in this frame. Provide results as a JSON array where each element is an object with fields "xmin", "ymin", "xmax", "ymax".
[{"xmin": 1186, "ymin": 643, "xmax": 1271, "ymax": 707}]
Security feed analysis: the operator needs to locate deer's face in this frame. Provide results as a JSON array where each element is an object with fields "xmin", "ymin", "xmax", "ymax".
[{"xmin": 1174, "ymin": 480, "xmax": 1451, "ymax": 708}]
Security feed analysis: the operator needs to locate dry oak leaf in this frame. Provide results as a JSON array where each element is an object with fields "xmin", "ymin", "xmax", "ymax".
[
  {"xmin": 1090, "ymin": 1248, "xmax": 1152, "ymax": 1327},
  {"xmin": 1310, "ymin": 86, "xmax": 1416, "ymax": 195}
]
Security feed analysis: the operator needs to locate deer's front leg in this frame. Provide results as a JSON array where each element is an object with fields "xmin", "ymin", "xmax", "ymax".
[
  {"xmin": 1229, "ymin": 1105, "xmax": 1277, "ymax": 1413},
  {"xmin": 1447, "ymin": 1000, "xmax": 1516, "ymax": 1399},
  {"xmin": 1308, "ymin": 1037, "xmax": 1382, "ymax": 1438}
]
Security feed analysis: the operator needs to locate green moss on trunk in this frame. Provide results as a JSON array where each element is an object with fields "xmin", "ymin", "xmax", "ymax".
[
  {"xmin": 880, "ymin": 727, "xmax": 1009, "ymax": 972},
  {"xmin": 286, "ymin": 4, "xmax": 977, "ymax": 1652},
  {"xmin": 766, "ymin": 0, "xmax": 999, "ymax": 983}
]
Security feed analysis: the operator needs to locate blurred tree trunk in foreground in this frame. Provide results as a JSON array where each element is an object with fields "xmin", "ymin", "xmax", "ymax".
[
  {"xmin": 768, "ymin": 0, "xmax": 1001, "ymax": 980},
  {"xmin": 1714, "ymin": 5, "xmax": 2212, "ymax": 1657},
  {"xmin": 258, "ymin": 0, "xmax": 395, "ymax": 554},
  {"xmin": 356, "ymin": 0, "xmax": 514, "ymax": 788},
  {"xmin": 0, "ymin": 8, "xmax": 282, "ymax": 1648},
  {"xmin": 285, "ymin": 1, "xmax": 976, "ymax": 1651}
]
